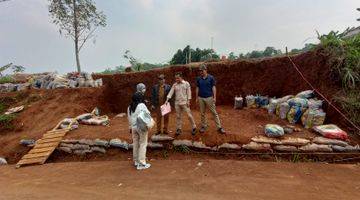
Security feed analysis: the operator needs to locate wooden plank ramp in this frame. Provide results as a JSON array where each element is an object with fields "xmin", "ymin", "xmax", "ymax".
[{"xmin": 16, "ymin": 127, "xmax": 71, "ymax": 168}]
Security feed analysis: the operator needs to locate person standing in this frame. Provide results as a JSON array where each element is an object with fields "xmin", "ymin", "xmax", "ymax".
[
  {"xmin": 127, "ymin": 91, "xmax": 152, "ymax": 170},
  {"xmin": 196, "ymin": 64, "xmax": 226, "ymax": 134},
  {"xmin": 166, "ymin": 72, "xmax": 197, "ymax": 136},
  {"xmin": 151, "ymin": 74, "xmax": 171, "ymax": 135}
]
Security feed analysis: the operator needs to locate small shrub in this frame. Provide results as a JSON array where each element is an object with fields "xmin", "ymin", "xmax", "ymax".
[
  {"xmin": 0, "ymin": 76, "xmax": 14, "ymax": 84},
  {"xmin": 0, "ymin": 114, "xmax": 16, "ymax": 131}
]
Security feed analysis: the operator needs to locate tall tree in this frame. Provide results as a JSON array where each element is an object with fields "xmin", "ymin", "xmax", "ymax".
[{"xmin": 48, "ymin": 0, "xmax": 106, "ymax": 72}]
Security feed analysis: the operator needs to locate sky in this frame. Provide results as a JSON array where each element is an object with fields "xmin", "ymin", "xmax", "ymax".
[{"xmin": 0, "ymin": 0, "xmax": 359, "ymax": 73}]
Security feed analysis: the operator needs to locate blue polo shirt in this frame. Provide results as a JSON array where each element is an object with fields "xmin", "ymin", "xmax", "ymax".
[{"xmin": 196, "ymin": 75, "xmax": 216, "ymax": 98}]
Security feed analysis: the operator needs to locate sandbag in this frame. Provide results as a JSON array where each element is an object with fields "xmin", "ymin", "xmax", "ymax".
[
  {"xmin": 193, "ymin": 141, "xmax": 211, "ymax": 150},
  {"xmin": 242, "ymin": 142, "xmax": 272, "ymax": 151},
  {"xmin": 264, "ymin": 124, "xmax": 284, "ymax": 137},
  {"xmin": 287, "ymin": 98, "xmax": 308, "ymax": 108},
  {"xmin": 0, "ymin": 157, "xmax": 8, "ymax": 165},
  {"xmin": 109, "ymin": 138, "xmax": 129, "ymax": 150},
  {"xmin": 273, "ymin": 145, "xmax": 298, "ymax": 152},
  {"xmin": 312, "ymin": 137, "xmax": 348, "ymax": 147},
  {"xmin": 308, "ymin": 99, "xmax": 323, "ymax": 110},
  {"xmin": 151, "ymin": 134, "xmax": 174, "ymax": 142},
  {"xmin": 234, "ymin": 96, "xmax": 243, "ymax": 109},
  {"xmin": 331, "ymin": 145, "xmax": 360, "ymax": 152},
  {"xmin": 251, "ymin": 135, "xmax": 282, "ymax": 144},
  {"xmin": 295, "ymin": 90, "xmax": 314, "ymax": 99},
  {"xmin": 147, "ymin": 142, "xmax": 163, "ymax": 149},
  {"xmin": 173, "ymin": 139, "xmax": 193, "ymax": 147},
  {"xmin": 267, "ymin": 99, "xmax": 278, "ymax": 114},
  {"xmin": 287, "ymin": 106, "xmax": 305, "ymax": 124},
  {"xmin": 245, "ymin": 95, "xmax": 256, "ymax": 108},
  {"xmin": 280, "ymin": 137, "xmax": 310, "ymax": 146},
  {"xmin": 255, "ymin": 96, "xmax": 269, "ymax": 107},
  {"xmin": 313, "ymin": 124, "xmax": 348, "ymax": 140},
  {"xmin": 279, "ymin": 102, "xmax": 290, "ymax": 119},
  {"xmin": 301, "ymin": 109, "xmax": 326, "ymax": 129},
  {"xmin": 218, "ymin": 143, "xmax": 242, "ymax": 150},
  {"xmin": 299, "ymin": 143, "xmax": 332, "ymax": 152}
]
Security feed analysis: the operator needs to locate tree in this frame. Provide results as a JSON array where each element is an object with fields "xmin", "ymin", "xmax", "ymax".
[
  {"xmin": 170, "ymin": 46, "xmax": 220, "ymax": 65},
  {"xmin": 228, "ymin": 52, "xmax": 238, "ymax": 60},
  {"xmin": 11, "ymin": 65, "xmax": 25, "ymax": 73},
  {"xmin": 123, "ymin": 50, "xmax": 142, "ymax": 71},
  {"xmin": 49, "ymin": 0, "xmax": 106, "ymax": 73}
]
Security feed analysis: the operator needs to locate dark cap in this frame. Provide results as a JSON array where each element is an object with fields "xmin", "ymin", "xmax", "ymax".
[
  {"xmin": 199, "ymin": 64, "xmax": 207, "ymax": 71},
  {"xmin": 158, "ymin": 74, "xmax": 165, "ymax": 79}
]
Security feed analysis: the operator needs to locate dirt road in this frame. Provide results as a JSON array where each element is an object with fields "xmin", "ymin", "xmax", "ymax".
[{"xmin": 1, "ymin": 160, "xmax": 359, "ymax": 200}]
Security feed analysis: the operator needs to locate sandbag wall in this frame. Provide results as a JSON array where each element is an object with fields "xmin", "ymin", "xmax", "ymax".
[{"xmin": 94, "ymin": 50, "xmax": 345, "ymax": 128}]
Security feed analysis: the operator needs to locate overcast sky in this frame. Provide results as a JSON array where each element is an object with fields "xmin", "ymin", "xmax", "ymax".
[{"xmin": 0, "ymin": 0, "xmax": 359, "ymax": 73}]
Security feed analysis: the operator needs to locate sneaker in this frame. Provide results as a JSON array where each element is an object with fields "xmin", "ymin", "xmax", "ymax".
[
  {"xmin": 218, "ymin": 128, "xmax": 226, "ymax": 134},
  {"xmin": 134, "ymin": 161, "xmax": 139, "ymax": 167},
  {"xmin": 191, "ymin": 128, "xmax": 197, "ymax": 135},
  {"xmin": 175, "ymin": 129, "xmax": 182, "ymax": 136},
  {"xmin": 137, "ymin": 163, "xmax": 151, "ymax": 170},
  {"xmin": 199, "ymin": 127, "xmax": 206, "ymax": 133}
]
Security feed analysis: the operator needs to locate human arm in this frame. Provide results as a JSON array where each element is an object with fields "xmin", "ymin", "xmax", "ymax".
[
  {"xmin": 196, "ymin": 87, "xmax": 199, "ymax": 103},
  {"xmin": 187, "ymin": 82, "xmax": 192, "ymax": 106},
  {"xmin": 165, "ymin": 84, "xmax": 175, "ymax": 103},
  {"xmin": 127, "ymin": 107, "xmax": 132, "ymax": 133},
  {"xmin": 212, "ymin": 86, "xmax": 217, "ymax": 104}
]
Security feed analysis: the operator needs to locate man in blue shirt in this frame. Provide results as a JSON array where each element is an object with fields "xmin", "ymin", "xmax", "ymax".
[{"xmin": 196, "ymin": 64, "xmax": 226, "ymax": 134}]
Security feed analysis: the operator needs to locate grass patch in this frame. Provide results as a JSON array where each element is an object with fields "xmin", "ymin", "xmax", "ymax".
[
  {"xmin": 0, "ymin": 75, "xmax": 14, "ymax": 84},
  {"xmin": 317, "ymin": 31, "xmax": 360, "ymax": 129},
  {"xmin": 0, "ymin": 114, "xmax": 16, "ymax": 131},
  {"xmin": 174, "ymin": 145, "xmax": 191, "ymax": 154}
]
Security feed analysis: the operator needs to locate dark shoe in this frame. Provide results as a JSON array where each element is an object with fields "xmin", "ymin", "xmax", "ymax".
[
  {"xmin": 218, "ymin": 128, "xmax": 226, "ymax": 134},
  {"xmin": 199, "ymin": 127, "xmax": 206, "ymax": 133},
  {"xmin": 163, "ymin": 131, "xmax": 169, "ymax": 135},
  {"xmin": 176, "ymin": 129, "xmax": 182, "ymax": 136},
  {"xmin": 155, "ymin": 131, "xmax": 161, "ymax": 135},
  {"xmin": 191, "ymin": 128, "xmax": 197, "ymax": 135}
]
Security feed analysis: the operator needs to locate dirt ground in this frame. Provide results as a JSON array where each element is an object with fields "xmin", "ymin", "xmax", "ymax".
[
  {"xmin": 0, "ymin": 160, "xmax": 359, "ymax": 200},
  {"xmin": 1, "ymin": 102, "xmax": 321, "ymax": 164}
]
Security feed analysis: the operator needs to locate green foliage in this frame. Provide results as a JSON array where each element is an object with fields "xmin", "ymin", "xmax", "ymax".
[
  {"xmin": 48, "ymin": 0, "xmax": 107, "ymax": 72},
  {"xmin": 318, "ymin": 31, "xmax": 360, "ymax": 89},
  {"xmin": 334, "ymin": 90, "xmax": 360, "ymax": 126},
  {"xmin": 0, "ymin": 114, "xmax": 16, "ymax": 131},
  {"xmin": 318, "ymin": 30, "xmax": 360, "ymax": 128},
  {"xmin": 11, "ymin": 65, "xmax": 25, "ymax": 73},
  {"xmin": 170, "ymin": 45, "xmax": 220, "ymax": 65},
  {"xmin": 290, "ymin": 43, "xmax": 317, "ymax": 54},
  {"xmin": 0, "ymin": 75, "xmax": 14, "ymax": 84},
  {"xmin": 174, "ymin": 145, "xmax": 191, "ymax": 154},
  {"xmin": 236, "ymin": 46, "xmax": 283, "ymax": 59}
]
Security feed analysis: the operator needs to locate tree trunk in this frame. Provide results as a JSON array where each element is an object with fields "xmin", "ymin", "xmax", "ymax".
[{"xmin": 73, "ymin": 0, "xmax": 81, "ymax": 73}]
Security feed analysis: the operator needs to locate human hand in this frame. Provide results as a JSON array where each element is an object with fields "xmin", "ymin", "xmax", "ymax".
[
  {"xmin": 151, "ymin": 105, "xmax": 155, "ymax": 110},
  {"xmin": 213, "ymin": 97, "xmax": 216, "ymax": 104},
  {"xmin": 187, "ymin": 101, "xmax": 191, "ymax": 107}
]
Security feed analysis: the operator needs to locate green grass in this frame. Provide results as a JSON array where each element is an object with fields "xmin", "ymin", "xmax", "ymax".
[
  {"xmin": 0, "ymin": 114, "xmax": 16, "ymax": 131},
  {"xmin": 317, "ymin": 31, "xmax": 360, "ymax": 129},
  {"xmin": 0, "ymin": 76, "xmax": 14, "ymax": 84}
]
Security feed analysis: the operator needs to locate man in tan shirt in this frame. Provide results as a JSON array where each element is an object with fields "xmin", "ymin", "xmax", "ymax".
[{"xmin": 166, "ymin": 72, "xmax": 197, "ymax": 136}]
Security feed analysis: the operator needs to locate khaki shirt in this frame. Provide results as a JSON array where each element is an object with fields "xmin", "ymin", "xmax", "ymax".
[{"xmin": 167, "ymin": 80, "xmax": 191, "ymax": 105}]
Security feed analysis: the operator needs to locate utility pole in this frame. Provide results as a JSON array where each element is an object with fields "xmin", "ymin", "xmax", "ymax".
[
  {"xmin": 188, "ymin": 45, "xmax": 191, "ymax": 63},
  {"xmin": 211, "ymin": 37, "xmax": 214, "ymax": 50}
]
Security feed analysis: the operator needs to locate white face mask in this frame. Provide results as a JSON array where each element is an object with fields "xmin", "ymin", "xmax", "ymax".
[{"xmin": 141, "ymin": 89, "xmax": 146, "ymax": 93}]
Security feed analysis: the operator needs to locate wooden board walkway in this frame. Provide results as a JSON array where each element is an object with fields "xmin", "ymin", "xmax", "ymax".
[{"xmin": 16, "ymin": 119, "xmax": 77, "ymax": 168}]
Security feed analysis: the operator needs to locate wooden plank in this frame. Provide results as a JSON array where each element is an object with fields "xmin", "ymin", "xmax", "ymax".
[
  {"xmin": 22, "ymin": 152, "xmax": 51, "ymax": 159},
  {"xmin": 36, "ymin": 137, "xmax": 63, "ymax": 144},
  {"xmin": 42, "ymin": 132, "xmax": 66, "ymax": 139},
  {"xmin": 28, "ymin": 147, "xmax": 54, "ymax": 154},
  {"xmin": 16, "ymin": 157, "xmax": 46, "ymax": 166},
  {"xmin": 47, "ymin": 129, "xmax": 70, "ymax": 134},
  {"xmin": 33, "ymin": 142, "xmax": 60, "ymax": 149},
  {"xmin": 44, "ymin": 131, "xmax": 67, "ymax": 137}
]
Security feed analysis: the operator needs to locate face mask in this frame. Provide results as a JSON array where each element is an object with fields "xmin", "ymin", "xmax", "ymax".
[{"xmin": 142, "ymin": 89, "xmax": 146, "ymax": 93}]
